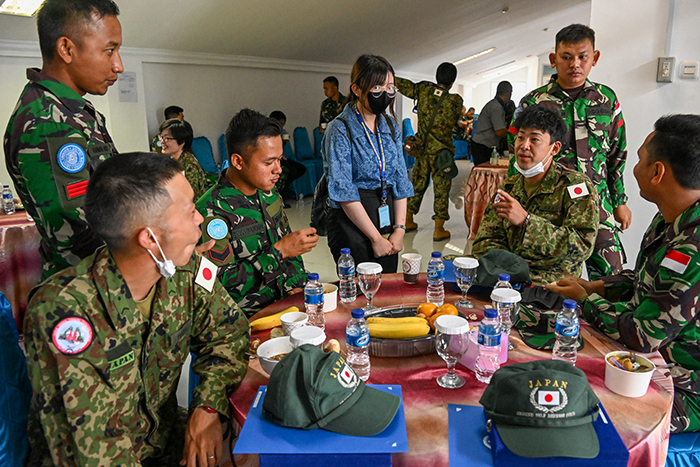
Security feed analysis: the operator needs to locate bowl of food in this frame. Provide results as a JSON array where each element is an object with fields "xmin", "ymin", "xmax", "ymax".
[
  {"xmin": 604, "ymin": 351, "xmax": 656, "ymax": 398},
  {"xmin": 257, "ymin": 336, "xmax": 294, "ymax": 376}
]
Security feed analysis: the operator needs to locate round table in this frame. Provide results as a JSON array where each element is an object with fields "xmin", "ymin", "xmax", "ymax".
[{"xmin": 230, "ymin": 273, "xmax": 673, "ymax": 467}]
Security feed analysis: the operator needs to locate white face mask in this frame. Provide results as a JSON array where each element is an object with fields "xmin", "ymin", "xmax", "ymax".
[
  {"xmin": 514, "ymin": 147, "xmax": 554, "ymax": 178},
  {"xmin": 145, "ymin": 227, "xmax": 176, "ymax": 278}
]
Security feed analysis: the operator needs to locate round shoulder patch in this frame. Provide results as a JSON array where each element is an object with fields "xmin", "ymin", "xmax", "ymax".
[
  {"xmin": 52, "ymin": 317, "xmax": 93, "ymax": 355},
  {"xmin": 57, "ymin": 143, "xmax": 87, "ymax": 173},
  {"xmin": 207, "ymin": 218, "xmax": 228, "ymax": 240}
]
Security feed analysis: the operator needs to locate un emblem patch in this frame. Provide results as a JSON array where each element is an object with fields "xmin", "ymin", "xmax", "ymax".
[
  {"xmin": 57, "ymin": 143, "xmax": 87, "ymax": 173},
  {"xmin": 207, "ymin": 218, "xmax": 228, "ymax": 240}
]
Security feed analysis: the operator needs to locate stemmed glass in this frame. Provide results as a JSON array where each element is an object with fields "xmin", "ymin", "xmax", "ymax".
[
  {"xmin": 435, "ymin": 315, "xmax": 470, "ymax": 389},
  {"xmin": 357, "ymin": 262, "xmax": 383, "ymax": 312},
  {"xmin": 453, "ymin": 257, "xmax": 479, "ymax": 309},
  {"xmin": 491, "ymin": 288, "xmax": 522, "ymax": 351}
]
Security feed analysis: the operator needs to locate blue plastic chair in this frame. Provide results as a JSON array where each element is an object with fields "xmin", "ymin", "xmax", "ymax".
[
  {"xmin": 283, "ymin": 140, "xmax": 315, "ymax": 198},
  {"xmin": 402, "ymin": 118, "xmax": 416, "ymax": 169},
  {"xmin": 292, "ymin": 127, "xmax": 322, "ymax": 197},
  {"xmin": 190, "ymin": 136, "xmax": 220, "ymax": 175},
  {"xmin": 666, "ymin": 432, "xmax": 700, "ymax": 466},
  {"xmin": 313, "ymin": 127, "xmax": 323, "ymax": 156},
  {"xmin": 218, "ymin": 134, "xmax": 228, "ymax": 168},
  {"xmin": 453, "ymin": 138, "xmax": 470, "ymax": 160}
]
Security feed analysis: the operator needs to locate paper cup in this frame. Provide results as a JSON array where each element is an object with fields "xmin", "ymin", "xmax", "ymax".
[
  {"xmin": 322, "ymin": 283, "xmax": 338, "ymax": 312},
  {"xmin": 280, "ymin": 312, "xmax": 308, "ymax": 336},
  {"xmin": 401, "ymin": 253, "xmax": 422, "ymax": 284},
  {"xmin": 604, "ymin": 351, "xmax": 656, "ymax": 398}
]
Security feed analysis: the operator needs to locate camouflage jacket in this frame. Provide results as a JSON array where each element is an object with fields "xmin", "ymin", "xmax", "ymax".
[
  {"xmin": 3, "ymin": 68, "xmax": 117, "ymax": 280},
  {"xmin": 396, "ymin": 77, "xmax": 463, "ymax": 155},
  {"xmin": 582, "ymin": 200, "xmax": 700, "ymax": 394},
  {"xmin": 319, "ymin": 93, "xmax": 345, "ymax": 126},
  {"xmin": 472, "ymin": 162, "xmax": 599, "ymax": 285},
  {"xmin": 179, "ymin": 150, "xmax": 208, "ymax": 200},
  {"xmin": 23, "ymin": 248, "xmax": 250, "ymax": 466},
  {"xmin": 507, "ymin": 76, "xmax": 628, "ymax": 211},
  {"xmin": 195, "ymin": 173, "xmax": 306, "ymax": 317},
  {"xmin": 149, "ymin": 133, "xmax": 162, "ymax": 152}
]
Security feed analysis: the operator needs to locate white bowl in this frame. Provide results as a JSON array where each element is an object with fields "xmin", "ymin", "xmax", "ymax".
[
  {"xmin": 604, "ymin": 351, "xmax": 656, "ymax": 398},
  {"xmin": 256, "ymin": 336, "xmax": 294, "ymax": 376}
]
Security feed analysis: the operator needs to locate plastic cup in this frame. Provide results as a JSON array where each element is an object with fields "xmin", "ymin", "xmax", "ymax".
[
  {"xmin": 280, "ymin": 312, "xmax": 308, "ymax": 336},
  {"xmin": 322, "ymin": 283, "xmax": 338, "ymax": 312},
  {"xmin": 401, "ymin": 253, "xmax": 422, "ymax": 284}
]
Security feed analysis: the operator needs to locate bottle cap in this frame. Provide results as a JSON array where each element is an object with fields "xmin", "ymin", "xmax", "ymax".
[
  {"xmin": 431, "ymin": 251, "xmax": 442, "ymax": 258},
  {"xmin": 563, "ymin": 299, "xmax": 578, "ymax": 310},
  {"xmin": 498, "ymin": 273, "xmax": 510, "ymax": 282},
  {"xmin": 357, "ymin": 262, "xmax": 382, "ymax": 275},
  {"xmin": 340, "ymin": 248, "xmax": 351, "ymax": 255},
  {"xmin": 490, "ymin": 288, "xmax": 522, "ymax": 303},
  {"xmin": 484, "ymin": 308, "xmax": 498, "ymax": 319},
  {"xmin": 351, "ymin": 308, "xmax": 365, "ymax": 319},
  {"xmin": 308, "ymin": 273, "xmax": 319, "ymax": 281},
  {"xmin": 453, "ymin": 257, "xmax": 479, "ymax": 269},
  {"xmin": 290, "ymin": 326, "xmax": 326, "ymax": 347},
  {"xmin": 435, "ymin": 315, "xmax": 469, "ymax": 335}
]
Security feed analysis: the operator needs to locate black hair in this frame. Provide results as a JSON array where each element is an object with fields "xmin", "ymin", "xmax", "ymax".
[
  {"xmin": 159, "ymin": 119, "xmax": 193, "ymax": 152},
  {"xmin": 496, "ymin": 81, "xmax": 513, "ymax": 96},
  {"xmin": 556, "ymin": 24, "xmax": 595, "ymax": 50},
  {"xmin": 345, "ymin": 54, "xmax": 397, "ymax": 119},
  {"xmin": 513, "ymin": 105, "xmax": 567, "ymax": 145},
  {"xmin": 323, "ymin": 76, "xmax": 339, "ymax": 87},
  {"xmin": 85, "ymin": 152, "xmax": 181, "ymax": 252},
  {"xmin": 648, "ymin": 114, "xmax": 700, "ymax": 190},
  {"xmin": 269, "ymin": 110, "xmax": 287, "ymax": 123},
  {"xmin": 225, "ymin": 108, "xmax": 282, "ymax": 163},
  {"xmin": 37, "ymin": 0, "xmax": 120, "ymax": 61},
  {"xmin": 436, "ymin": 62, "xmax": 457, "ymax": 86},
  {"xmin": 164, "ymin": 105, "xmax": 183, "ymax": 120}
]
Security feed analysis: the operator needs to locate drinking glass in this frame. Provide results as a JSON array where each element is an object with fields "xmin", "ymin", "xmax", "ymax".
[
  {"xmin": 435, "ymin": 315, "xmax": 470, "ymax": 389},
  {"xmin": 491, "ymin": 288, "xmax": 522, "ymax": 351},
  {"xmin": 357, "ymin": 262, "xmax": 383, "ymax": 312},
  {"xmin": 453, "ymin": 257, "xmax": 479, "ymax": 309}
]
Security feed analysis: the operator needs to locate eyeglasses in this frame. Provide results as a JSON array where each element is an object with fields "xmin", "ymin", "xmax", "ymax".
[
  {"xmin": 159, "ymin": 134, "xmax": 176, "ymax": 142},
  {"xmin": 369, "ymin": 84, "xmax": 397, "ymax": 99}
]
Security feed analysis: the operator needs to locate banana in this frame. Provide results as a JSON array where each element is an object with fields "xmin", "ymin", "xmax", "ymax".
[
  {"xmin": 366, "ymin": 316, "xmax": 429, "ymax": 325},
  {"xmin": 249, "ymin": 306, "xmax": 300, "ymax": 331},
  {"xmin": 368, "ymin": 321, "xmax": 431, "ymax": 339}
]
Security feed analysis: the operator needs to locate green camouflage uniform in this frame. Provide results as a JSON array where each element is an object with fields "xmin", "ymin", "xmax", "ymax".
[
  {"xmin": 178, "ymin": 150, "xmax": 208, "ymax": 200},
  {"xmin": 508, "ymin": 75, "xmax": 627, "ymax": 279},
  {"xmin": 150, "ymin": 134, "xmax": 162, "ymax": 152},
  {"xmin": 195, "ymin": 173, "xmax": 307, "ymax": 317},
  {"xmin": 472, "ymin": 162, "xmax": 599, "ymax": 285},
  {"xmin": 4, "ymin": 68, "xmax": 118, "ymax": 280},
  {"xmin": 319, "ymin": 93, "xmax": 345, "ymax": 127},
  {"xmin": 396, "ymin": 77, "xmax": 462, "ymax": 220},
  {"xmin": 24, "ymin": 248, "xmax": 250, "ymax": 466},
  {"xmin": 581, "ymin": 200, "xmax": 700, "ymax": 433}
]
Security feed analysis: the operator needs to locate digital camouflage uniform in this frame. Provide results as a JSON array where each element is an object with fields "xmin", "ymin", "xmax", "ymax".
[
  {"xmin": 195, "ymin": 173, "xmax": 307, "ymax": 317},
  {"xmin": 150, "ymin": 134, "xmax": 162, "ymax": 153},
  {"xmin": 396, "ymin": 77, "xmax": 462, "ymax": 220},
  {"xmin": 319, "ymin": 93, "xmax": 345, "ymax": 127},
  {"xmin": 508, "ymin": 75, "xmax": 627, "ymax": 279},
  {"xmin": 24, "ymin": 248, "xmax": 250, "ymax": 466},
  {"xmin": 581, "ymin": 200, "xmax": 700, "ymax": 433},
  {"xmin": 472, "ymin": 162, "xmax": 599, "ymax": 285},
  {"xmin": 178, "ymin": 150, "xmax": 208, "ymax": 200},
  {"xmin": 4, "ymin": 68, "xmax": 118, "ymax": 280}
]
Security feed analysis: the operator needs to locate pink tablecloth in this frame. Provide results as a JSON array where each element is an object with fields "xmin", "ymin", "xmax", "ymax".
[
  {"xmin": 231, "ymin": 274, "xmax": 672, "ymax": 467},
  {"xmin": 0, "ymin": 210, "xmax": 41, "ymax": 332},
  {"xmin": 464, "ymin": 162, "xmax": 508, "ymax": 240}
]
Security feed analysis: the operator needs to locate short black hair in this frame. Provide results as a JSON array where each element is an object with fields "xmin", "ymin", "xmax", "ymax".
[
  {"xmin": 269, "ymin": 110, "xmax": 286, "ymax": 123},
  {"xmin": 513, "ymin": 105, "xmax": 567, "ymax": 145},
  {"xmin": 556, "ymin": 24, "xmax": 595, "ymax": 50},
  {"xmin": 436, "ymin": 62, "xmax": 457, "ymax": 86},
  {"xmin": 225, "ymin": 108, "xmax": 282, "ymax": 162},
  {"xmin": 164, "ymin": 105, "xmax": 183, "ymax": 120},
  {"xmin": 648, "ymin": 114, "xmax": 700, "ymax": 190},
  {"xmin": 323, "ymin": 76, "xmax": 339, "ymax": 87},
  {"xmin": 496, "ymin": 81, "xmax": 513, "ymax": 96},
  {"xmin": 85, "ymin": 152, "xmax": 181, "ymax": 252},
  {"xmin": 37, "ymin": 0, "xmax": 120, "ymax": 61},
  {"xmin": 159, "ymin": 119, "xmax": 193, "ymax": 152}
]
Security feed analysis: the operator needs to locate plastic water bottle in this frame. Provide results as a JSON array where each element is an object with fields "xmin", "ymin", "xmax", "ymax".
[
  {"xmin": 304, "ymin": 273, "xmax": 325, "ymax": 330},
  {"xmin": 476, "ymin": 308, "xmax": 502, "ymax": 384},
  {"xmin": 338, "ymin": 248, "xmax": 357, "ymax": 303},
  {"xmin": 553, "ymin": 299, "xmax": 580, "ymax": 365},
  {"xmin": 346, "ymin": 308, "xmax": 371, "ymax": 381},
  {"xmin": 490, "ymin": 147, "xmax": 499, "ymax": 165},
  {"xmin": 494, "ymin": 273, "xmax": 513, "ymax": 289},
  {"xmin": 2, "ymin": 185, "xmax": 15, "ymax": 215},
  {"xmin": 426, "ymin": 251, "xmax": 445, "ymax": 306}
]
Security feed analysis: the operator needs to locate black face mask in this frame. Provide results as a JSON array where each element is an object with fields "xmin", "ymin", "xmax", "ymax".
[{"xmin": 367, "ymin": 92, "xmax": 393, "ymax": 115}]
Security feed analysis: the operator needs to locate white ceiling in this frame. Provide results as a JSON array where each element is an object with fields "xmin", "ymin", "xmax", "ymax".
[{"xmin": 0, "ymin": 0, "xmax": 590, "ymax": 80}]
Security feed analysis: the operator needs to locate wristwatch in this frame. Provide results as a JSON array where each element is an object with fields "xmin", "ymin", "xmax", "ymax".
[{"xmin": 393, "ymin": 224, "xmax": 406, "ymax": 231}]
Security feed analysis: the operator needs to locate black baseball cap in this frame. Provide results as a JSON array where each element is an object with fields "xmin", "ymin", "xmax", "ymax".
[
  {"xmin": 479, "ymin": 360, "xmax": 600, "ymax": 458},
  {"xmin": 263, "ymin": 344, "xmax": 400, "ymax": 437}
]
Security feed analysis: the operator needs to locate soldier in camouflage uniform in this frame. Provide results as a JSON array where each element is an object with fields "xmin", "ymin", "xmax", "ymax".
[
  {"xmin": 549, "ymin": 114, "xmax": 700, "ymax": 433},
  {"xmin": 158, "ymin": 118, "xmax": 208, "ymax": 200},
  {"xmin": 319, "ymin": 76, "xmax": 345, "ymax": 133},
  {"xmin": 24, "ymin": 152, "xmax": 250, "ymax": 466},
  {"xmin": 196, "ymin": 109, "xmax": 318, "ymax": 317},
  {"xmin": 150, "ymin": 105, "xmax": 184, "ymax": 152},
  {"xmin": 508, "ymin": 24, "xmax": 631, "ymax": 280},
  {"xmin": 396, "ymin": 63, "xmax": 463, "ymax": 241},
  {"xmin": 3, "ymin": 0, "xmax": 123, "ymax": 280},
  {"xmin": 473, "ymin": 105, "xmax": 599, "ymax": 285}
]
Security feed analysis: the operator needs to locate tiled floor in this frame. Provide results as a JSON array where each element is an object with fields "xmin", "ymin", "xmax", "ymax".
[{"xmin": 287, "ymin": 159, "xmax": 476, "ymax": 282}]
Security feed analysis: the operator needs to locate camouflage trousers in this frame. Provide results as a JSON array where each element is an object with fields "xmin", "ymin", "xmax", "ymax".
[
  {"xmin": 671, "ymin": 387, "xmax": 700, "ymax": 433},
  {"xmin": 586, "ymin": 210, "xmax": 626, "ymax": 281},
  {"xmin": 406, "ymin": 150, "xmax": 451, "ymax": 220}
]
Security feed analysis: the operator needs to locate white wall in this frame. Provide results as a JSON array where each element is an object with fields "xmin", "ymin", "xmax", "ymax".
[{"xmin": 590, "ymin": 0, "xmax": 700, "ymax": 265}]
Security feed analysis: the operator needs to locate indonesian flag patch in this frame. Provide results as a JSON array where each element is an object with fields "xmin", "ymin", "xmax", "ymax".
[
  {"xmin": 538, "ymin": 390, "xmax": 560, "ymax": 406},
  {"xmin": 52, "ymin": 317, "xmax": 93, "ymax": 355},
  {"xmin": 195, "ymin": 255, "xmax": 218, "ymax": 292},
  {"xmin": 661, "ymin": 250, "xmax": 691, "ymax": 275},
  {"xmin": 567, "ymin": 182, "xmax": 589, "ymax": 199}
]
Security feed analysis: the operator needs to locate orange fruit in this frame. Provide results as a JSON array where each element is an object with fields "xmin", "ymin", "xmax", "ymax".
[
  {"xmin": 436, "ymin": 303, "xmax": 458, "ymax": 316},
  {"xmin": 417, "ymin": 303, "xmax": 438, "ymax": 318}
]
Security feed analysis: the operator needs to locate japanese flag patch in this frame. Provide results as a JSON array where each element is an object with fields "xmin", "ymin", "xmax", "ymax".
[
  {"xmin": 52, "ymin": 317, "xmax": 93, "ymax": 355},
  {"xmin": 538, "ymin": 390, "xmax": 560, "ymax": 406},
  {"xmin": 434, "ymin": 88, "xmax": 444, "ymax": 97},
  {"xmin": 661, "ymin": 250, "xmax": 691, "ymax": 275},
  {"xmin": 195, "ymin": 255, "xmax": 218, "ymax": 292},
  {"xmin": 567, "ymin": 182, "xmax": 589, "ymax": 199},
  {"xmin": 337, "ymin": 364, "xmax": 359, "ymax": 389}
]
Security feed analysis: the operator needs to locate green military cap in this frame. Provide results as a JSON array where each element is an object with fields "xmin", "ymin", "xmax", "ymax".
[
  {"xmin": 476, "ymin": 249, "xmax": 531, "ymax": 286},
  {"xmin": 263, "ymin": 344, "xmax": 400, "ymax": 437},
  {"xmin": 515, "ymin": 303, "xmax": 584, "ymax": 351},
  {"xmin": 479, "ymin": 360, "xmax": 601, "ymax": 459},
  {"xmin": 436, "ymin": 149, "xmax": 458, "ymax": 180}
]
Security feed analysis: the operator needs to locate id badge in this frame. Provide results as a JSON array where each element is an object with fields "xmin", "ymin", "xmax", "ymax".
[{"xmin": 378, "ymin": 204, "xmax": 390, "ymax": 228}]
